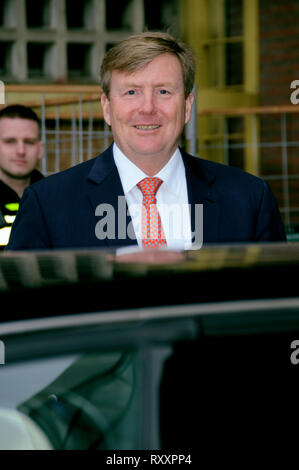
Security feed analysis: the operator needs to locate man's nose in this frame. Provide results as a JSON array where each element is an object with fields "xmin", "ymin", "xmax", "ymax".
[
  {"xmin": 139, "ymin": 91, "xmax": 156, "ymax": 114},
  {"xmin": 16, "ymin": 141, "xmax": 26, "ymax": 155}
]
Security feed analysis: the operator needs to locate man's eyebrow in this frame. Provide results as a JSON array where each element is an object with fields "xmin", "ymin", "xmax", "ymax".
[
  {"xmin": 2, "ymin": 136, "xmax": 39, "ymax": 141},
  {"xmin": 117, "ymin": 83, "xmax": 140, "ymax": 89},
  {"xmin": 155, "ymin": 82, "xmax": 178, "ymax": 87},
  {"xmin": 117, "ymin": 82, "xmax": 179, "ymax": 89}
]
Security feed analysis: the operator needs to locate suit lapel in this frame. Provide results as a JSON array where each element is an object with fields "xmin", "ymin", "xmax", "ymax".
[
  {"xmin": 182, "ymin": 151, "xmax": 220, "ymax": 244},
  {"xmin": 86, "ymin": 146, "xmax": 220, "ymax": 247},
  {"xmin": 87, "ymin": 146, "xmax": 137, "ymax": 248}
]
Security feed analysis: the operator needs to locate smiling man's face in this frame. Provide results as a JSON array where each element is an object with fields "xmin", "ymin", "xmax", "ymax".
[{"xmin": 101, "ymin": 53, "xmax": 194, "ymax": 174}]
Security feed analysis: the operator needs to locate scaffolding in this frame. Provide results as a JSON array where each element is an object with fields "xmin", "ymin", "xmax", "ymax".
[{"xmin": 196, "ymin": 105, "xmax": 299, "ymax": 237}]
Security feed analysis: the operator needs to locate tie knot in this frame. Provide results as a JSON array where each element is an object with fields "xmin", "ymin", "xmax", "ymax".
[{"xmin": 137, "ymin": 177, "xmax": 163, "ymax": 198}]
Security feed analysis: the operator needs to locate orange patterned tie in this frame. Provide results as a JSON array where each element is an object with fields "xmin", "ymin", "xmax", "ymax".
[{"xmin": 137, "ymin": 177, "xmax": 167, "ymax": 248}]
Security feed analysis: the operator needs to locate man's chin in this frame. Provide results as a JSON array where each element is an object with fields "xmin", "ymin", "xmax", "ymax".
[
  {"xmin": 129, "ymin": 143, "xmax": 170, "ymax": 159},
  {"xmin": 3, "ymin": 169, "xmax": 33, "ymax": 181}
]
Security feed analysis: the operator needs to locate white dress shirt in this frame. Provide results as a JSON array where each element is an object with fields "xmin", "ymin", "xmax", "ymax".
[{"xmin": 113, "ymin": 143, "xmax": 192, "ymax": 250}]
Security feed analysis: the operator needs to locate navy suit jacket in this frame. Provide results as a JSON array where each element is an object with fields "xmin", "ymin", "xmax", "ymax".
[{"xmin": 6, "ymin": 145, "xmax": 286, "ymax": 250}]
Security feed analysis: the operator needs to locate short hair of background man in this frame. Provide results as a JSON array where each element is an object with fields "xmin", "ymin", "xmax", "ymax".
[
  {"xmin": 100, "ymin": 31, "xmax": 196, "ymax": 99},
  {"xmin": 0, "ymin": 105, "xmax": 41, "ymax": 133}
]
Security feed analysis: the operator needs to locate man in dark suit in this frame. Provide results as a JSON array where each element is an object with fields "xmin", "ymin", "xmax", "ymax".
[{"xmin": 6, "ymin": 32, "xmax": 285, "ymax": 251}]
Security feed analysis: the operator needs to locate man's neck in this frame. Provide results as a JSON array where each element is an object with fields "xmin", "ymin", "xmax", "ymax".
[
  {"xmin": 0, "ymin": 171, "xmax": 30, "ymax": 198},
  {"xmin": 115, "ymin": 145, "xmax": 178, "ymax": 177}
]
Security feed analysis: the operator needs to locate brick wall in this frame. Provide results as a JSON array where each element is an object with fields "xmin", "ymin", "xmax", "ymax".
[
  {"xmin": 259, "ymin": 0, "xmax": 299, "ymax": 230},
  {"xmin": 260, "ymin": 0, "xmax": 299, "ymax": 105}
]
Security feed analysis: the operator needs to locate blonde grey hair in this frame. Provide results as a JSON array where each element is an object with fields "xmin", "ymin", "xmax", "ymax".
[{"xmin": 100, "ymin": 31, "xmax": 195, "ymax": 98}]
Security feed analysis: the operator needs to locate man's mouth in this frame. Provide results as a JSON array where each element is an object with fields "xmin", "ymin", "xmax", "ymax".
[{"xmin": 134, "ymin": 125, "xmax": 160, "ymax": 130}]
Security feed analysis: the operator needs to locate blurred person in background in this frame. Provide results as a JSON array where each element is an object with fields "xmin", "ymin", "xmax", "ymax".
[{"xmin": 0, "ymin": 105, "xmax": 44, "ymax": 250}]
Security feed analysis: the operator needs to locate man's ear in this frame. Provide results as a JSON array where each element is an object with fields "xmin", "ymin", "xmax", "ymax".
[
  {"xmin": 101, "ymin": 93, "xmax": 111, "ymax": 126},
  {"xmin": 184, "ymin": 92, "xmax": 194, "ymax": 124}
]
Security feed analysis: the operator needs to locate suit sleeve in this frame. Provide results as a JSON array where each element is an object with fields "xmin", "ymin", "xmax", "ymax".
[
  {"xmin": 6, "ymin": 186, "xmax": 52, "ymax": 250},
  {"xmin": 254, "ymin": 180, "xmax": 286, "ymax": 242}
]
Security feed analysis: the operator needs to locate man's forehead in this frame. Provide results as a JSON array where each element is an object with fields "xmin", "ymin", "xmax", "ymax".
[
  {"xmin": 110, "ymin": 53, "xmax": 183, "ymax": 82},
  {"xmin": 0, "ymin": 117, "xmax": 40, "ymax": 137}
]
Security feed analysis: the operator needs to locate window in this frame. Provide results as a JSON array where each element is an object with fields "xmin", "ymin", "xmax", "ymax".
[
  {"xmin": 143, "ymin": 0, "xmax": 179, "ymax": 33},
  {"xmin": 225, "ymin": 0, "xmax": 243, "ymax": 85},
  {"xmin": 227, "ymin": 117, "xmax": 244, "ymax": 168},
  {"xmin": 0, "ymin": 41, "xmax": 14, "ymax": 77},
  {"xmin": 203, "ymin": 0, "xmax": 244, "ymax": 88},
  {"xmin": 66, "ymin": 0, "xmax": 94, "ymax": 30},
  {"xmin": 67, "ymin": 43, "xmax": 92, "ymax": 78},
  {"xmin": 26, "ymin": 0, "xmax": 53, "ymax": 29},
  {"xmin": 105, "ymin": 0, "xmax": 133, "ymax": 30},
  {"xmin": 0, "ymin": 0, "xmax": 16, "ymax": 27},
  {"xmin": 27, "ymin": 42, "xmax": 54, "ymax": 78}
]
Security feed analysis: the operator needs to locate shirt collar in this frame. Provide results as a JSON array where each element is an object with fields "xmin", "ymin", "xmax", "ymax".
[
  {"xmin": 155, "ymin": 148, "xmax": 185, "ymax": 198},
  {"xmin": 113, "ymin": 143, "xmax": 147, "ymax": 195},
  {"xmin": 113, "ymin": 143, "xmax": 184, "ymax": 197}
]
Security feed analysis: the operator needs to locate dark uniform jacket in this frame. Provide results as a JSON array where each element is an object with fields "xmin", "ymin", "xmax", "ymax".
[{"xmin": 0, "ymin": 170, "xmax": 43, "ymax": 250}]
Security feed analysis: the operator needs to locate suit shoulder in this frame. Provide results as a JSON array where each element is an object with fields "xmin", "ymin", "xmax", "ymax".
[
  {"xmin": 186, "ymin": 153, "xmax": 265, "ymax": 188},
  {"xmin": 30, "ymin": 157, "xmax": 98, "ymax": 192}
]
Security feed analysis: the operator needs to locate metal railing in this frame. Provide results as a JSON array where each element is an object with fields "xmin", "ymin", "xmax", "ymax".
[{"xmin": 195, "ymin": 104, "xmax": 299, "ymax": 236}]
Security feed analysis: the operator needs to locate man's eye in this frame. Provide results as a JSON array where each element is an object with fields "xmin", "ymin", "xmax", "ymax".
[
  {"xmin": 127, "ymin": 90, "xmax": 136, "ymax": 95},
  {"xmin": 158, "ymin": 89, "xmax": 170, "ymax": 96}
]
